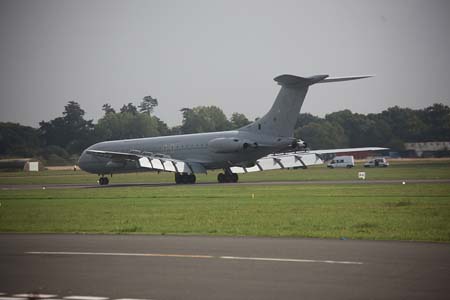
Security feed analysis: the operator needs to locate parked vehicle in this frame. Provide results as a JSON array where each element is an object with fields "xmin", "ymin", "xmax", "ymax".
[
  {"xmin": 327, "ymin": 156, "xmax": 355, "ymax": 168},
  {"xmin": 364, "ymin": 157, "xmax": 389, "ymax": 168}
]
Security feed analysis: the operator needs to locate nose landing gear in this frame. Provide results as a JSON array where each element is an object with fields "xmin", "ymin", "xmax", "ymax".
[{"xmin": 98, "ymin": 176, "xmax": 109, "ymax": 185}]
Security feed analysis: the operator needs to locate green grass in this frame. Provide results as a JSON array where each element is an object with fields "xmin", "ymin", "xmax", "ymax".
[
  {"xmin": 1, "ymin": 183, "xmax": 449, "ymax": 242},
  {"xmin": 1, "ymin": 159, "xmax": 450, "ymax": 185}
]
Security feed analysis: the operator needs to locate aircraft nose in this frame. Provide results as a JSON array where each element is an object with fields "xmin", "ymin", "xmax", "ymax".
[{"xmin": 78, "ymin": 151, "xmax": 89, "ymax": 171}]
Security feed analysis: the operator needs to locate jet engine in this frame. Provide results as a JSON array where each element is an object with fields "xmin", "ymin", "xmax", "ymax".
[
  {"xmin": 208, "ymin": 138, "xmax": 258, "ymax": 153},
  {"xmin": 291, "ymin": 139, "xmax": 307, "ymax": 150}
]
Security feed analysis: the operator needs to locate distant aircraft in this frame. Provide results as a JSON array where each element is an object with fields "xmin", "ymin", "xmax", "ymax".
[{"xmin": 78, "ymin": 74, "xmax": 385, "ymax": 185}]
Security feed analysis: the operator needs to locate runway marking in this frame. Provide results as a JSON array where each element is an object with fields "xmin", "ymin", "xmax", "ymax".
[
  {"xmin": 220, "ymin": 256, "xmax": 363, "ymax": 265},
  {"xmin": 28, "ymin": 251, "xmax": 212, "ymax": 259},
  {"xmin": 26, "ymin": 251, "xmax": 363, "ymax": 265},
  {"xmin": 13, "ymin": 295, "xmax": 57, "ymax": 299},
  {"xmin": 115, "ymin": 298, "xmax": 153, "ymax": 300},
  {"xmin": 0, "ymin": 295, "xmax": 152, "ymax": 300},
  {"xmin": 64, "ymin": 297, "xmax": 108, "ymax": 300}
]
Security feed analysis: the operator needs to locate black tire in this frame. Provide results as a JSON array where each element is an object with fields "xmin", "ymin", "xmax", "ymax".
[
  {"xmin": 218, "ymin": 173, "xmax": 225, "ymax": 183},
  {"xmin": 181, "ymin": 174, "xmax": 189, "ymax": 184},
  {"xmin": 189, "ymin": 174, "xmax": 196, "ymax": 184},
  {"xmin": 175, "ymin": 173, "xmax": 181, "ymax": 184},
  {"xmin": 231, "ymin": 173, "xmax": 238, "ymax": 183}
]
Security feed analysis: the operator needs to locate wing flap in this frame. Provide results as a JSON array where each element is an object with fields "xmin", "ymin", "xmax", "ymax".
[
  {"xmin": 138, "ymin": 157, "xmax": 153, "ymax": 168},
  {"xmin": 148, "ymin": 158, "xmax": 162, "ymax": 170},
  {"xmin": 230, "ymin": 153, "xmax": 323, "ymax": 174}
]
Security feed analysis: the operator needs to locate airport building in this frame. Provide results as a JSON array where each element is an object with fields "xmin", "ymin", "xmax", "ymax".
[{"xmin": 404, "ymin": 141, "xmax": 450, "ymax": 157}]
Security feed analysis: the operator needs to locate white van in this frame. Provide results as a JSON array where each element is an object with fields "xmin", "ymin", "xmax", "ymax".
[{"xmin": 327, "ymin": 156, "xmax": 355, "ymax": 168}]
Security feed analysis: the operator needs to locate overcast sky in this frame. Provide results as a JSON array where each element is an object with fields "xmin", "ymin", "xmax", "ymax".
[{"xmin": 1, "ymin": 0, "xmax": 449, "ymax": 128}]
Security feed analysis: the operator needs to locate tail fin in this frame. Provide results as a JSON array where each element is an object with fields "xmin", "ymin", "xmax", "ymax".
[{"xmin": 239, "ymin": 74, "xmax": 373, "ymax": 137}]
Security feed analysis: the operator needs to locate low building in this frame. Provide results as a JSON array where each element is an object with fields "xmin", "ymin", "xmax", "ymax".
[
  {"xmin": 404, "ymin": 141, "xmax": 450, "ymax": 157},
  {"xmin": 0, "ymin": 159, "xmax": 43, "ymax": 171}
]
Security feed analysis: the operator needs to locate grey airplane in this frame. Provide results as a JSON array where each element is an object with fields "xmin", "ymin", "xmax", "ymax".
[{"xmin": 78, "ymin": 74, "xmax": 383, "ymax": 185}]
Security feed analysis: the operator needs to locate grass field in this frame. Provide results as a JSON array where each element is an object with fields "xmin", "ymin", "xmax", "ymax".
[
  {"xmin": 0, "ymin": 159, "xmax": 449, "ymax": 242},
  {"xmin": 1, "ymin": 183, "xmax": 449, "ymax": 241},
  {"xmin": 1, "ymin": 159, "xmax": 450, "ymax": 185}
]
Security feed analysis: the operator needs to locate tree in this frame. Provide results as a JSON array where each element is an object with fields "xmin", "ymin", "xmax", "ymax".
[
  {"xmin": 379, "ymin": 106, "xmax": 427, "ymax": 142},
  {"xmin": 295, "ymin": 120, "xmax": 348, "ymax": 149},
  {"xmin": 39, "ymin": 101, "xmax": 94, "ymax": 154},
  {"xmin": 0, "ymin": 122, "xmax": 41, "ymax": 157},
  {"xmin": 180, "ymin": 106, "xmax": 232, "ymax": 134},
  {"xmin": 120, "ymin": 103, "xmax": 138, "ymax": 115},
  {"xmin": 154, "ymin": 116, "xmax": 171, "ymax": 136},
  {"xmin": 139, "ymin": 96, "xmax": 158, "ymax": 115},
  {"xmin": 295, "ymin": 113, "xmax": 321, "ymax": 128},
  {"xmin": 230, "ymin": 112, "xmax": 251, "ymax": 129},
  {"xmin": 326, "ymin": 110, "xmax": 381, "ymax": 147},
  {"xmin": 420, "ymin": 103, "xmax": 450, "ymax": 141},
  {"xmin": 102, "ymin": 103, "xmax": 116, "ymax": 115},
  {"xmin": 95, "ymin": 112, "xmax": 160, "ymax": 140}
]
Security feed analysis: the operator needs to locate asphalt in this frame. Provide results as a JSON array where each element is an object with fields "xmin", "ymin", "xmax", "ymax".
[
  {"xmin": 0, "ymin": 234, "xmax": 449, "ymax": 300},
  {"xmin": 1, "ymin": 178, "xmax": 450, "ymax": 190}
]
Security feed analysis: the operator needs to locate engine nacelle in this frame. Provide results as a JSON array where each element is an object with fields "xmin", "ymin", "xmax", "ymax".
[
  {"xmin": 208, "ymin": 138, "xmax": 257, "ymax": 153},
  {"xmin": 291, "ymin": 139, "xmax": 307, "ymax": 150}
]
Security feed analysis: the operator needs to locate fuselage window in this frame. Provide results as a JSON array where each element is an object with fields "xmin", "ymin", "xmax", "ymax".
[{"xmin": 258, "ymin": 124, "xmax": 261, "ymax": 130}]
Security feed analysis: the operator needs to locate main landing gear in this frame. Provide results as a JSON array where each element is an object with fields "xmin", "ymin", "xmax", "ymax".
[
  {"xmin": 98, "ymin": 176, "xmax": 109, "ymax": 185},
  {"xmin": 217, "ymin": 169, "xmax": 238, "ymax": 183},
  {"xmin": 175, "ymin": 173, "xmax": 196, "ymax": 184}
]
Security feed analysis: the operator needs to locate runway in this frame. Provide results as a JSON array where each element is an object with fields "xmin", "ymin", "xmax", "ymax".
[
  {"xmin": 1, "ymin": 178, "xmax": 449, "ymax": 190},
  {"xmin": 1, "ymin": 234, "xmax": 449, "ymax": 300}
]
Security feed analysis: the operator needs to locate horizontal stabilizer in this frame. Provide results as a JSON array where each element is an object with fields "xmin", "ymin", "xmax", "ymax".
[
  {"xmin": 274, "ymin": 74, "xmax": 329, "ymax": 87},
  {"xmin": 318, "ymin": 75, "xmax": 374, "ymax": 83},
  {"xmin": 274, "ymin": 74, "xmax": 373, "ymax": 88}
]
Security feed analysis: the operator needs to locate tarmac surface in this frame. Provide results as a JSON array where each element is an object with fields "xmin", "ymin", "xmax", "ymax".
[
  {"xmin": 1, "ymin": 234, "xmax": 449, "ymax": 300},
  {"xmin": 1, "ymin": 178, "xmax": 450, "ymax": 190}
]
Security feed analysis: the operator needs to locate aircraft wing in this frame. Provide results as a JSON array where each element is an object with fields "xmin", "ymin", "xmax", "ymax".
[
  {"xmin": 230, "ymin": 152, "xmax": 323, "ymax": 173},
  {"xmin": 86, "ymin": 149, "xmax": 207, "ymax": 174},
  {"xmin": 229, "ymin": 147, "xmax": 388, "ymax": 174},
  {"xmin": 308, "ymin": 147, "xmax": 388, "ymax": 155}
]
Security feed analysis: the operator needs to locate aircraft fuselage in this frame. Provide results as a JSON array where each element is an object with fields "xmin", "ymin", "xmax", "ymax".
[{"xmin": 78, "ymin": 130, "xmax": 294, "ymax": 175}]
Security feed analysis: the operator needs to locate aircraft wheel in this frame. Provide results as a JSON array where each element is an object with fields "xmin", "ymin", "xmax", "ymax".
[
  {"xmin": 218, "ymin": 173, "xmax": 225, "ymax": 183},
  {"xmin": 175, "ymin": 173, "xmax": 181, "ymax": 184},
  {"xmin": 189, "ymin": 174, "xmax": 196, "ymax": 184},
  {"xmin": 231, "ymin": 173, "xmax": 238, "ymax": 183},
  {"xmin": 181, "ymin": 174, "xmax": 189, "ymax": 184},
  {"xmin": 99, "ymin": 177, "xmax": 109, "ymax": 185}
]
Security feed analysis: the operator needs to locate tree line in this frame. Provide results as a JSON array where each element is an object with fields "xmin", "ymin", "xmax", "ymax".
[
  {"xmin": 0, "ymin": 96, "xmax": 251, "ymax": 164},
  {"xmin": 295, "ymin": 103, "xmax": 450, "ymax": 150},
  {"xmin": 1, "ymin": 96, "xmax": 449, "ymax": 164}
]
